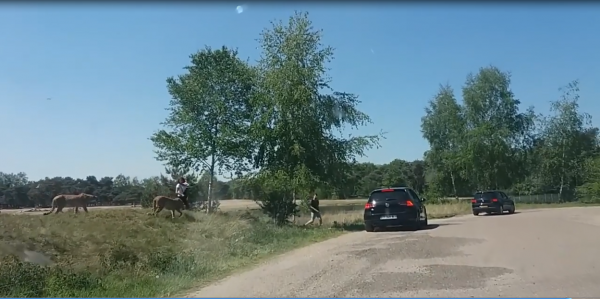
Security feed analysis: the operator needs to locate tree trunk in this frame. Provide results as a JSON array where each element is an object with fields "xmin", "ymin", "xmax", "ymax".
[
  {"xmin": 559, "ymin": 142, "xmax": 566, "ymax": 202},
  {"xmin": 292, "ymin": 189, "xmax": 296, "ymax": 224},
  {"xmin": 450, "ymin": 171, "xmax": 458, "ymax": 199},
  {"xmin": 207, "ymin": 154, "xmax": 215, "ymax": 214},
  {"xmin": 207, "ymin": 122, "xmax": 219, "ymax": 214}
]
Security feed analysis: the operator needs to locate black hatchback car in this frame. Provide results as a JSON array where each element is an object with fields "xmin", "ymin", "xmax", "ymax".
[
  {"xmin": 363, "ymin": 187, "xmax": 428, "ymax": 232},
  {"xmin": 471, "ymin": 190, "xmax": 516, "ymax": 216}
]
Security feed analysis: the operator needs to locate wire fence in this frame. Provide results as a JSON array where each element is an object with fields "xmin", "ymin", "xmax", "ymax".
[{"xmin": 509, "ymin": 193, "xmax": 576, "ymax": 204}]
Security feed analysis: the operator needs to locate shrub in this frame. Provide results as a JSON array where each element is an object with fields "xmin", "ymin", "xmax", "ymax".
[
  {"xmin": 255, "ymin": 191, "xmax": 299, "ymax": 225},
  {"xmin": 0, "ymin": 255, "xmax": 103, "ymax": 297}
]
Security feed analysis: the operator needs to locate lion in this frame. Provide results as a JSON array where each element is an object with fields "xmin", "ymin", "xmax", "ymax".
[
  {"xmin": 149, "ymin": 196, "xmax": 184, "ymax": 218},
  {"xmin": 43, "ymin": 193, "xmax": 96, "ymax": 215}
]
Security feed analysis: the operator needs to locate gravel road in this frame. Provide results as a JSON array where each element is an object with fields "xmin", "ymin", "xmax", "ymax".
[{"xmin": 187, "ymin": 206, "xmax": 600, "ymax": 298}]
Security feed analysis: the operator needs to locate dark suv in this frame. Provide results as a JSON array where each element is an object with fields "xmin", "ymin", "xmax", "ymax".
[
  {"xmin": 471, "ymin": 190, "xmax": 516, "ymax": 216},
  {"xmin": 363, "ymin": 187, "xmax": 428, "ymax": 232}
]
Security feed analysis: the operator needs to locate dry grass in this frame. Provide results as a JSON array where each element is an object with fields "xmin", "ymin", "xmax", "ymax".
[{"xmin": 219, "ymin": 198, "xmax": 473, "ymax": 211}]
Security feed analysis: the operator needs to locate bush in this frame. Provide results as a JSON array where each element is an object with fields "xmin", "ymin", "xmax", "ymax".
[
  {"xmin": 255, "ymin": 191, "xmax": 299, "ymax": 225},
  {"xmin": 577, "ymin": 182, "xmax": 600, "ymax": 203},
  {"xmin": 0, "ymin": 255, "xmax": 103, "ymax": 297}
]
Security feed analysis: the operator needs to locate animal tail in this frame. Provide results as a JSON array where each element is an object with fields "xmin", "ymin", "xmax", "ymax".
[{"xmin": 43, "ymin": 196, "xmax": 58, "ymax": 215}]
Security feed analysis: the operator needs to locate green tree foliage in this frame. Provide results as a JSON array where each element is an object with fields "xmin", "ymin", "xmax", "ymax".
[
  {"xmin": 150, "ymin": 46, "xmax": 256, "ymax": 212},
  {"xmin": 421, "ymin": 67, "xmax": 598, "ymax": 201},
  {"xmin": 577, "ymin": 155, "xmax": 600, "ymax": 203},
  {"xmin": 246, "ymin": 12, "xmax": 380, "ymax": 220},
  {"xmin": 539, "ymin": 80, "xmax": 596, "ymax": 198},
  {"xmin": 421, "ymin": 84, "xmax": 466, "ymax": 198}
]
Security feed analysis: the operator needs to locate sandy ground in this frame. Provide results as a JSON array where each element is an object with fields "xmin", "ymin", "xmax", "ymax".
[{"xmin": 187, "ymin": 206, "xmax": 600, "ymax": 298}]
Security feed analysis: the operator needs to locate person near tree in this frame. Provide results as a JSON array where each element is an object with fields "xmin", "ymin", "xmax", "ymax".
[
  {"xmin": 305, "ymin": 193, "xmax": 322, "ymax": 226},
  {"xmin": 175, "ymin": 177, "xmax": 190, "ymax": 209}
]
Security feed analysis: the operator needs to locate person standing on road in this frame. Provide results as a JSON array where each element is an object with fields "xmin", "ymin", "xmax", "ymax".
[
  {"xmin": 176, "ymin": 177, "xmax": 190, "ymax": 210},
  {"xmin": 305, "ymin": 193, "xmax": 322, "ymax": 226}
]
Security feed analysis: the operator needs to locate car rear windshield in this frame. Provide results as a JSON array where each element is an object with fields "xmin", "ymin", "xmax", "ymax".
[
  {"xmin": 369, "ymin": 189, "xmax": 411, "ymax": 203},
  {"xmin": 474, "ymin": 192, "xmax": 498, "ymax": 200}
]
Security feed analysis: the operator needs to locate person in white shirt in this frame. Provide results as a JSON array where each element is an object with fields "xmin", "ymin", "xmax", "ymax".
[{"xmin": 175, "ymin": 177, "xmax": 190, "ymax": 209}]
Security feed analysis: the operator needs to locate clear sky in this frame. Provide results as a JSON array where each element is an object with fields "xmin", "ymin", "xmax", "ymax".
[{"xmin": 1, "ymin": 3, "xmax": 599, "ymax": 181}]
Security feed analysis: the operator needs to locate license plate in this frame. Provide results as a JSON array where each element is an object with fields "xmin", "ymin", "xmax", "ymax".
[
  {"xmin": 380, "ymin": 215, "xmax": 397, "ymax": 220},
  {"xmin": 480, "ymin": 205, "xmax": 487, "ymax": 207}
]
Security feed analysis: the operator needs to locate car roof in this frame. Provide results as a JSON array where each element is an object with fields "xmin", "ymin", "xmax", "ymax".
[
  {"xmin": 370, "ymin": 187, "xmax": 411, "ymax": 193},
  {"xmin": 474, "ymin": 190, "xmax": 502, "ymax": 193}
]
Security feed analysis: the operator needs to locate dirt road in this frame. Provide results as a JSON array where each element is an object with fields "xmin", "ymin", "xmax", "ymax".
[{"xmin": 187, "ymin": 206, "xmax": 600, "ymax": 298}]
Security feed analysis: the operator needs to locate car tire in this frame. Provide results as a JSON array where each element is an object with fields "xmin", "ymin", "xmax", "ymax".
[
  {"xmin": 498, "ymin": 206, "xmax": 504, "ymax": 215},
  {"xmin": 365, "ymin": 223, "xmax": 375, "ymax": 232},
  {"xmin": 508, "ymin": 205, "xmax": 516, "ymax": 214},
  {"xmin": 408, "ymin": 219, "xmax": 421, "ymax": 231},
  {"xmin": 473, "ymin": 211, "xmax": 480, "ymax": 216}
]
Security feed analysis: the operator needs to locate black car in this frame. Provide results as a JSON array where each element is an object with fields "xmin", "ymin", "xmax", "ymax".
[
  {"xmin": 363, "ymin": 187, "xmax": 428, "ymax": 232},
  {"xmin": 471, "ymin": 190, "xmax": 516, "ymax": 216}
]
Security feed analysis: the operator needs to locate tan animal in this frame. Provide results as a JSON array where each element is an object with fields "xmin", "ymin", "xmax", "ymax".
[
  {"xmin": 150, "ymin": 196, "xmax": 184, "ymax": 218},
  {"xmin": 43, "ymin": 193, "xmax": 96, "ymax": 215}
]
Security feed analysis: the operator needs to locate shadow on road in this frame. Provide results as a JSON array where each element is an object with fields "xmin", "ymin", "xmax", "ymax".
[
  {"xmin": 379, "ymin": 223, "xmax": 456, "ymax": 232},
  {"xmin": 481, "ymin": 211, "xmax": 521, "ymax": 216},
  {"xmin": 338, "ymin": 222, "xmax": 456, "ymax": 232}
]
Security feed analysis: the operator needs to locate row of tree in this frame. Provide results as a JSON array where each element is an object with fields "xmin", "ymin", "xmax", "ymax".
[
  {"xmin": 0, "ymin": 159, "xmax": 425, "ymax": 208},
  {"xmin": 421, "ymin": 74, "xmax": 599, "ymax": 202},
  {"xmin": 4, "ymin": 12, "xmax": 600, "ymax": 218}
]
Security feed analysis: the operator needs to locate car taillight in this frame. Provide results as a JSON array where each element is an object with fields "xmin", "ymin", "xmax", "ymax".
[
  {"xmin": 471, "ymin": 199, "xmax": 477, "ymax": 203},
  {"xmin": 492, "ymin": 198, "xmax": 498, "ymax": 202},
  {"xmin": 365, "ymin": 203, "xmax": 373, "ymax": 209},
  {"xmin": 406, "ymin": 200, "xmax": 414, "ymax": 207}
]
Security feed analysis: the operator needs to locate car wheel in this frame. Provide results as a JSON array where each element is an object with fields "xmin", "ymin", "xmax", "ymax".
[
  {"xmin": 495, "ymin": 206, "xmax": 504, "ymax": 215},
  {"xmin": 409, "ymin": 219, "xmax": 421, "ymax": 231},
  {"xmin": 473, "ymin": 211, "xmax": 480, "ymax": 216},
  {"xmin": 419, "ymin": 211, "xmax": 429, "ymax": 227},
  {"xmin": 508, "ymin": 205, "xmax": 516, "ymax": 214},
  {"xmin": 365, "ymin": 223, "xmax": 375, "ymax": 232}
]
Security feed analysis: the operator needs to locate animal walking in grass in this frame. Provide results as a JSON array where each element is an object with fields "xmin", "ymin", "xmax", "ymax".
[
  {"xmin": 43, "ymin": 193, "xmax": 96, "ymax": 215},
  {"xmin": 150, "ymin": 196, "xmax": 185, "ymax": 218}
]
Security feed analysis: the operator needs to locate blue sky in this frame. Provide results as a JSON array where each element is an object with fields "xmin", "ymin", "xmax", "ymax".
[{"xmin": 1, "ymin": 3, "xmax": 599, "ymax": 181}]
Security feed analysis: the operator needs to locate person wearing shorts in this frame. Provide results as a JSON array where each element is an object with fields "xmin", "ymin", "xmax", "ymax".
[{"xmin": 305, "ymin": 193, "xmax": 322, "ymax": 226}]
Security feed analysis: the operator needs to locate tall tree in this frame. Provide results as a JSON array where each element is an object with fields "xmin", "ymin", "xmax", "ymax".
[
  {"xmin": 539, "ymin": 80, "xmax": 596, "ymax": 198},
  {"xmin": 421, "ymin": 84, "xmax": 466, "ymax": 197},
  {"xmin": 250, "ymin": 11, "xmax": 380, "ymax": 221},
  {"xmin": 461, "ymin": 66, "xmax": 533, "ymax": 190},
  {"xmin": 151, "ymin": 46, "xmax": 256, "ymax": 212}
]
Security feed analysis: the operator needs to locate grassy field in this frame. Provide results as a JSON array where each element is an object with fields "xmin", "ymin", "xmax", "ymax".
[{"xmin": 0, "ymin": 200, "xmax": 591, "ymax": 297}]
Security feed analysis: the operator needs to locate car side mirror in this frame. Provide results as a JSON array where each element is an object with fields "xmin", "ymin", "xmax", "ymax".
[{"xmin": 421, "ymin": 197, "xmax": 427, "ymax": 202}]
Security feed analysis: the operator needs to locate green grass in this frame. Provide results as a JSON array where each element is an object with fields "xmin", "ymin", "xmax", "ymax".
[
  {"xmin": 0, "ymin": 201, "xmax": 595, "ymax": 297},
  {"xmin": 0, "ymin": 209, "xmax": 348, "ymax": 297}
]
